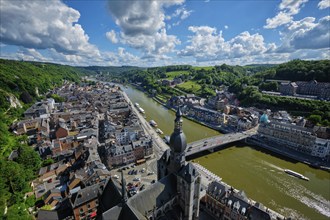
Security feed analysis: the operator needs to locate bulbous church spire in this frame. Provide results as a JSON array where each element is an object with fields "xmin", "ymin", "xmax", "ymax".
[{"xmin": 169, "ymin": 107, "xmax": 187, "ymax": 153}]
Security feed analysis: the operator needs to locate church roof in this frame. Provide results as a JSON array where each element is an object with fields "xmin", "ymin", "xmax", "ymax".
[
  {"xmin": 102, "ymin": 174, "xmax": 178, "ymax": 220},
  {"xmin": 170, "ymin": 131, "xmax": 187, "ymax": 153},
  {"xmin": 170, "ymin": 107, "xmax": 187, "ymax": 153},
  {"xmin": 100, "ymin": 177, "xmax": 123, "ymax": 213},
  {"xmin": 176, "ymin": 107, "xmax": 183, "ymax": 117}
]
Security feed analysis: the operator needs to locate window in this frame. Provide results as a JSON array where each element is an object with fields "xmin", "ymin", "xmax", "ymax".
[{"xmin": 80, "ymin": 208, "xmax": 84, "ymax": 213}]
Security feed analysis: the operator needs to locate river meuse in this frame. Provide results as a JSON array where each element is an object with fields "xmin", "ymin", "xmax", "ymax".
[{"xmin": 122, "ymin": 85, "xmax": 330, "ymax": 220}]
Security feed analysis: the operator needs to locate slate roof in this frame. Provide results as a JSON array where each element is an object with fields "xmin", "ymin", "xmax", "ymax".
[
  {"xmin": 99, "ymin": 178, "xmax": 123, "ymax": 213},
  {"xmin": 248, "ymin": 205, "xmax": 271, "ymax": 220},
  {"xmin": 72, "ymin": 184, "xmax": 100, "ymax": 208},
  {"xmin": 102, "ymin": 173, "xmax": 178, "ymax": 220},
  {"xmin": 207, "ymin": 181, "xmax": 229, "ymax": 199},
  {"xmin": 37, "ymin": 210, "xmax": 59, "ymax": 220}
]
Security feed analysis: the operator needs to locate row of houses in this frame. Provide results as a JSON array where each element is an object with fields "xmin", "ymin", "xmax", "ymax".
[
  {"xmin": 201, "ymin": 181, "xmax": 276, "ymax": 220},
  {"xmin": 168, "ymin": 94, "xmax": 259, "ymax": 131},
  {"xmin": 258, "ymin": 112, "xmax": 330, "ymax": 160}
]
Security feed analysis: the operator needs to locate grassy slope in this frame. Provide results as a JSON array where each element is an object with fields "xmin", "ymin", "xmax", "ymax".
[{"xmin": 164, "ymin": 70, "xmax": 190, "ymax": 79}]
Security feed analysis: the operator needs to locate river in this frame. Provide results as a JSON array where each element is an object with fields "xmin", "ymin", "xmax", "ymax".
[{"xmin": 122, "ymin": 85, "xmax": 330, "ymax": 220}]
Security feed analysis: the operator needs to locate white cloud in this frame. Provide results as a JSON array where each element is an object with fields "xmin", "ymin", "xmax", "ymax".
[
  {"xmin": 290, "ymin": 16, "xmax": 330, "ymax": 49},
  {"xmin": 14, "ymin": 48, "xmax": 49, "ymax": 62},
  {"xmin": 106, "ymin": 30, "xmax": 118, "ymax": 43},
  {"xmin": 277, "ymin": 16, "xmax": 330, "ymax": 52},
  {"xmin": 279, "ymin": 0, "xmax": 308, "ymax": 14},
  {"xmin": 107, "ymin": 0, "xmax": 183, "ymax": 59},
  {"xmin": 264, "ymin": 0, "xmax": 308, "ymax": 29},
  {"xmin": 264, "ymin": 12, "xmax": 293, "ymax": 29},
  {"xmin": 0, "ymin": 0, "xmax": 100, "ymax": 58},
  {"xmin": 173, "ymin": 7, "xmax": 193, "ymax": 20},
  {"xmin": 102, "ymin": 47, "xmax": 140, "ymax": 65},
  {"xmin": 179, "ymin": 26, "xmax": 271, "ymax": 62},
  {"xmin": 224, "ymin": 25, "xmax": 229, "ymax": 29},
  {"xmin": 178, "ymin": 26, "xmax": 227, "ymax": 60},
  {"xmin": 318, "ymin": 0, "xmax": 330, "ymax": 9},
  {"xmin": 120, "ymin": 28, "xmax": 180, "ymax": 56},
  {"xmin": 228, "ymin": 31, "xmax": 268, "ymax": 58},
  {"xmin": 168, "ymin": 6, "xmax": 193, "ymax": 26}
]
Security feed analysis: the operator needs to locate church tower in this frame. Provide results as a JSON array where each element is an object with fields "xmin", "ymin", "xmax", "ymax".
[
  {"xmin": 157, "ymin": 107, "xmax": 187, "ymax": 180},
  {"xmin": 157, "ymin": 107, "xmax": 201, "ymax": 220}
]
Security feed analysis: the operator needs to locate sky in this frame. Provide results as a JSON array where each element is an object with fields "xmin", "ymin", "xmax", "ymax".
[{"xmin": 0, "ymin": 0, "xmax": 329, "ymax": 67}]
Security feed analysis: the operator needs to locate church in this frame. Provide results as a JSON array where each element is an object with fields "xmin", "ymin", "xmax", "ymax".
[{"xmin": 102, "ymin": 108, "xmax": 202, "ymax": 219}]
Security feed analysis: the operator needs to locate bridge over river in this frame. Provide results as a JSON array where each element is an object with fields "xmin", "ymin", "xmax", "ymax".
[{"xmin": 186, "ymin": 128, "xmax": 257, "ymax": 156}]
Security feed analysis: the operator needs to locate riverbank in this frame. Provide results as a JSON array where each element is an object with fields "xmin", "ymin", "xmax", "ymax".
[
  {"xmin": 247, "ymin": 136, "xmax": 330, "ymax": 171},
  {"xmin": 153, "ymin": 93, "xmax": 236, "ymax": 134}
]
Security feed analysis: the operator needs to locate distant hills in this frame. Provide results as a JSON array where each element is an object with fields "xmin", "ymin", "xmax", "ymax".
[{"xmin": 0, "ymin": 58, "xmax": 329, "ymax": 111}]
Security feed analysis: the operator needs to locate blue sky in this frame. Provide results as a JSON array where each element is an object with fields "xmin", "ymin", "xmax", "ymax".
[{"xmin": 0, "ymin": 0, "xmax": 329, "ymax": 66}]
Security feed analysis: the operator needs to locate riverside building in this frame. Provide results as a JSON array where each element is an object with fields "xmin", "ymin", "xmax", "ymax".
[{"xmin": 258, "ymin": 113, "xmax": 330, "ymax": 161}]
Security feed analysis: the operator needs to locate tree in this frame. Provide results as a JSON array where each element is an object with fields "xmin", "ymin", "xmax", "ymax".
[
  {"xmin": 308, "ymin": 114, "xmax": 322, "ymax": 125},
  {"xmin": 50, "ymin": 94, "xmax": 65, "ymax": 103},
  {"xmin": 16, "ymin": 145, "xmax": 41, "ymax": 172}
]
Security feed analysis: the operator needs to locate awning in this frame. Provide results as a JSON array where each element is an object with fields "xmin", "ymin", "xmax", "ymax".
[{"xmin": 90, "ymin": 211, "xmax": 97, "ymax": 218}]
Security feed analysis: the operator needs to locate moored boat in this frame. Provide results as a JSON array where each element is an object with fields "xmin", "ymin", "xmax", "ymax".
[
  {"xmin": 138, "ymin": 107, "xmax": 145, "ymax": 114},
  {"xmin": 134, "ymin": 103, "xmax": 140, "ymax": 107},
  {"xmin": 149, "ymin": 120, "xmax": 157, "ymax": 127},
  {"xmin": 284, "ymin": 169, "xmax": 309, "ymax": 181},
  {"xmin": 156, "ymin": 128, "xmax": 163, "ymax": 134}
]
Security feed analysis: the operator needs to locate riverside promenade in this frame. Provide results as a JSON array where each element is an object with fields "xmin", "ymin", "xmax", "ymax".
[{"xmin": 121, "ymin": 91, "xmax": 169, "ymax": 159}]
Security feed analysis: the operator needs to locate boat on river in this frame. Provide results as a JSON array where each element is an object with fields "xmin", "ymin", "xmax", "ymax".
[
  {"xmin": 149, "ymin": 120, "xmax": 157, "ymax": 127},
  {"xmin": 284, "ymin": 169, "xmax": 309, "ymax": 181},
  {"xmin": 134, "ymin": 103, "xmax": 140, "ymax": 107},
  {"xmin": 155, "ymin": 128, "xmax": 163, "ymax": 134},
  {"xmin": 138, "ymin": 107, "xmax": 145, "ymax": 114}
]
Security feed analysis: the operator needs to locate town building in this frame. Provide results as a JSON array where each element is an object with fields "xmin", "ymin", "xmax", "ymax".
[
  {"xmin": 279, "ymin": 82, "xmax": 298, "ymax": 96},
  {"xmin": 201, "ymin": 181, "xmax": 272, "ymax": 220},
  {"xmin": 258, "ymin": 114, "xmax": 330, "ymax": 160},
  {"xmin": 280, "ymin": 80, "xmax": 330, "ymax": 100}
]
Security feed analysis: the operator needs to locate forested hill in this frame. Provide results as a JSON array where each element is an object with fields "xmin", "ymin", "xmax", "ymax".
[
  {"xmin": 0, "ymin": 59, "xmax": 82, "ymax": 111},
  {"xmin": 254, "ymin": 60, "xmax": 330, "ymax": 82}
]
